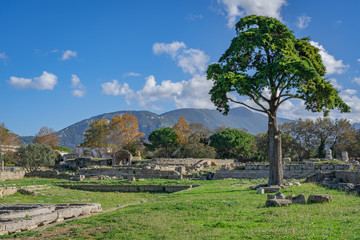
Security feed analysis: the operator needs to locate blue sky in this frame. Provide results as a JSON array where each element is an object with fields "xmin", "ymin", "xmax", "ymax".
[{"xmin": 1, "ymin": 0, "xmax": 360, "ymax": 136}]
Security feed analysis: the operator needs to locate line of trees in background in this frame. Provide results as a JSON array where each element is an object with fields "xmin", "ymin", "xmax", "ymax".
[{"xmin": 1, "ymin": 115, "xmax": 360, "ymax": 170}]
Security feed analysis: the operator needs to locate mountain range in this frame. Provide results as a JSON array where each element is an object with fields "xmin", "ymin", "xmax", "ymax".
[
  {"xmin": 21, "ymin": 107, "xmax": 289, "ymax": 149},
  {"xmin": 19, "ymin": 107, "xmax": 360, "ymax": 149}
]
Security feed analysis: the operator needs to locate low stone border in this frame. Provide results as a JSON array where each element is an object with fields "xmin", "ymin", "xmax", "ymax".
[
  {"xmin": 0, "ymin": 203, "xmax": 102, "ymax": 235},
  {"xmin": 57, "ymin": 184, "xmax": 200, "ymax": 193}
]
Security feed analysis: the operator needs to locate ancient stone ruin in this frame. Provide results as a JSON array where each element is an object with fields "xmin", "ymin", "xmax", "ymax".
[
  {"xmin": 112, "ymin": 150, "xmax": 133, "ymax": 166},
  {"xmin": 0, "ymin": 203, "xmax": 102, "ymax": 235}
]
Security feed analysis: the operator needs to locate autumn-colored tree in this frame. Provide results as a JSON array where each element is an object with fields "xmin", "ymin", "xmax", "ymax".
[
  {"xmin": 33, "ymin": 127, "xmax": 59, "ymax": 149},
  {"xmin": 0, "ymin": 123, "xmax": 20, "ymax": 146},
  {"xmin": 82, "ymin": 118, "xmax": 110, "ymax": 148},
  {"xmin": 172, "ymin": 116, "xmax": 190, "ymax": 145},
  {"xmin": 109, "ymin": 114, "xmax": 145, "ymax": 151},
  {"xmin": 172, "ymin": 116, "xmax": 190, "ymax": 157}
]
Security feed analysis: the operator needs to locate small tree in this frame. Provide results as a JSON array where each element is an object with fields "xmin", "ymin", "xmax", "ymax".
[
  {"xmin": 207, "ymin": 15, "xmax": 349, "ymax": 185},
  {"xmin": 172, "ymin": 116, "xmax": 190, "ymax": 157},
  {"xmin": 82, "ymin": 118, "xmax": 110, "ymax": 148},
  {"xmin": 33, "ymin": 127, "xmax": 59, "ymax": 149},
  {"xmin": 17, "ymin": 143, "xmax": 56, "ymax": 172},
  {"xmin": 210, "ymin": 129, "xmax": 255, "ymax": 160},
  {"xmin": 147, "ymin": 127, "xmax": 177, "ymax": 158}
]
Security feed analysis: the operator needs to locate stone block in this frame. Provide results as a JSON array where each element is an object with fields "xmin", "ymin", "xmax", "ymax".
[
  {"xmin": 257, "ymin": 188, "xmax": 264, "ymax": 194},
  {"xmin": 275, "ymin": 192, "xmax": 285, "ymax": 199},
  {"xmin": 267, "ymin": 194, "xmax": 276, "ymax": 200},
  {"xmin": 266, "ymin": 199, "xmax": 292, "ymax": 207},
  {"xmin": 308, "ymin": 194, "xmax": 332, "ymax": 203},
  {"xmin": 293, "ymin": 182, "xmax": 301, "ymax": 186},
  {"xmin": 292, "ymin": 194, "xmax": 306, "ymax": 204},
  {"xmin": 262, "ymin": 187, "xmax": 281, "ymax": 193}
]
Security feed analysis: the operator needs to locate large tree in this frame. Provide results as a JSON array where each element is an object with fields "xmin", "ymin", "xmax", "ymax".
[{"xmin": 207, "ymin": 15, "xmax": 350, "ymax": 185}]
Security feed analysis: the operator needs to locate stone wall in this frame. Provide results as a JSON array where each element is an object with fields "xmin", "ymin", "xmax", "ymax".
[
  {"xmin": 58, "ymin": 184, "xmax": 199, "ymax": 193},
  {"xmin": 66, "ymin": 158, "xmax": 112, "ymax": 170},
  {"xmin": 244, "ymin": 163, "xmax": 351, "ymax": 171},
  {"xmin": 77, "ymin": 167, "xmax": 182, "ymax": 179},
  {"xmin": 0, "ymin": 171, "xmax": 25, "ymax": 181},
  {"xmin": 212, "ymin": 169, "xmax": 353, "ymax": 180},
  {"xmin": 25, "ymin": 170, "xmax": 84, "ymax": 181},
  {"xmin": 152, "ymin": 158, "xmax": 236, "ymax": 166}
]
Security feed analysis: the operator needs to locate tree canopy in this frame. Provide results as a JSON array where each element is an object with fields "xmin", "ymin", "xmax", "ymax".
[
  {"xmin": 33, "ymin": 126, "xmax": 59, "ymax": 149},
  {"xmin": 17, "ymin": 143, "xmax": 56, "ymax": 172},
  {"xmin": 147, "ymin": 127, "xmax": 177, "ymax": 158},
  {"xmin": 210, "ymin": 128, "xmax": 255, "ymax": 159},
  {"xmin": 207, "ymin": 15, "xmax": 350, "ymax": 185}
]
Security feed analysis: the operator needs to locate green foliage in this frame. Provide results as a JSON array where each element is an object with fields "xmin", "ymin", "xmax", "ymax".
[
  {"xmin": 210, "ymin": 129, "xmax": 255, "ymax": 159},
  {"xmin": 147, "ymin": 127, "xmax": 177, "ymax": 157},
  {"xmin": 207, "ymin": 15, "xmax": 349, "ymax": 116},
  {"xmin": 57, "ymin": 146, "xmax": 71, "ymax": 153},
  {"xmin": 17, "ymin": 143, "xmax": 56, "ymax": 172}
]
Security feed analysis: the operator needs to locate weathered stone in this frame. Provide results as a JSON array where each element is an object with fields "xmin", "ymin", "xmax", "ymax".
[
  {"xmin": 275, "ymin": 192, "xmax": 285, "ymax": 199},
  {"xmin": 257, "ymin": 188, "xmax": 264, "ymax": 194},
  {"xmin": 266, "ymin": 199, "xmax": 292, "ymax": 207},
  {"xmin": 293, "ymin": 182, "xmax": 301, "ymax": 186},
  {"xmin": 292, "ymin": 194, "xmax": 306, "ymax": 204},
  {"xmin": 262, "ymin": 187, "xmax": 281, "ymax": 193},
  {"xmin": 18, "ymin": 189, "xmax": 38, "ymax": 196},
  {"xmin": 308, "ymin": 194, "xmax": 332, "ymax": 203},
  {"xmin": 284, "ymin": 182, "xmax": 293, "ymax": 186},
  {"xmin": 326, "ymin": 149, "xmax": 332, "ymax": 160}
]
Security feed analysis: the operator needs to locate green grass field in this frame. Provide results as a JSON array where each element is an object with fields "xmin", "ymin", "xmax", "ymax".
[{"xmin": 1, "ymin": 178, "xmax": 360, "ymax": 239}]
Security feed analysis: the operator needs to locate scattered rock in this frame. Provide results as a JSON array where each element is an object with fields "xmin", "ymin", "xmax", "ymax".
[
  {"xmin": 17, "ymin": 189, "xmax": 38, "ymax": 196},
  {"xmin": 293, "ymin": 182, "xmax": 301, "ymax": 186},
  {"xmin": 292, "ymin": 194, "xmax": 306, "ymax": 204},
  {"xmin": 275, "ymin": 192, "xmax": 285, "ymax": 199},
  {"xmin": 308, "ymin": 194, "xmax": 332, "ymax": 203},
  {"xmin": 257, "ymin": 188, "xmax": 264, "ymax": 194},
  {"xmin": 284, "ymin": 182, "xmax": 293, "ymax": 186},
  {"xmin": 266, "ymin": 199, "xmax": 292, "ymax": 207}
]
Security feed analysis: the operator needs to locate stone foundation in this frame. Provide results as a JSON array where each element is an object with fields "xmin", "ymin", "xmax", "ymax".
[
  {"xmin": 0, "ymin": 203, "xmax": 102, "ymax": 235},
  {"xmin": 0, "ymin": 171, "xmax": 25, "ymax": 181},
  {"xmin": 58, "ymin": 184, "xmax": 199, "ymax": 193}
]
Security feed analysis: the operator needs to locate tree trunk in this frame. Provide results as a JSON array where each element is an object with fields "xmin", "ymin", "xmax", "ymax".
[{"xmin": 267, "ymin": 114, "xmax": 283, "ymax": 186}]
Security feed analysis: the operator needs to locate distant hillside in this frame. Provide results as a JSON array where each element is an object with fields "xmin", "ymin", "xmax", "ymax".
[{"xmin": 51, "ymin": 107, "xmax": 291, "ymax": 149}]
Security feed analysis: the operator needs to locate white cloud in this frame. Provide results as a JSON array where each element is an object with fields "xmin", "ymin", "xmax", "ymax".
[
  {"xmin": 123, "ymin": 72, "xmax": 142, "ymax": 77},
  {"xmin": 61, "ymin": 50, "xmax": 77, "ymax": 60},
  {"xmin": 153, "ymin": 41, "xmax": 186, "ymax": 58},
  {"xmin": 101, "ymin": 80, "xmax": 134, "ymax": 98},
  {"xmin": 186, "ymin": 13, "xmax": 203, "ymax": 21},
  {"xmin": 9, "ymin": 71, "xmax": 57, "ymax": 90},
  {"xmin": 71, "ymin": 74, "xmax": 86, "ymax": 97},
  {"xmin": 153, "ymin": 41, "xmax": 209, "ymax": 75},
  {"xmin": 0, "ymin": 52, "xmax": 8, "ymax": 64},
  {"xmin": 357, "ymin": 59, "xmax": 360, "ymax": 62},
  {"xmin": 218, "ymin": 0, "xmax": 287, "ymax": 28},
  {"xmin": 102, "ymin": 42, "xmax": 214, "ymax": 110},
  {"xmin": 309, "ymin": 41, "xmax": 349, "ymax": 75},
  {"xmin": 71, "ymin": 90, "xmax": 86, "ymax": 98},
  {"xmin": 296, "ymin": 14, "xmax": 311, "ymax": 29},
  {"xmin": 353, "ymin": 77, "xmax": 360, "ymax": 85}
]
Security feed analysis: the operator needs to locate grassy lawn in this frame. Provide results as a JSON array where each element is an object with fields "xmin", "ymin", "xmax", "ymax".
[
  {"xmin": 1, "ymin": 178, "xmax": 360, "ymax": 239},
  {"xmin": 0, "ymin": 178, "xmax": 168, "ymax": 210}
]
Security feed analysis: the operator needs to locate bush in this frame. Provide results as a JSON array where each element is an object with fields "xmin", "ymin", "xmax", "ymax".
[
  {"xmin": 57, "ymin": 146, "xmax": 72, "ymax": 153},
  {"xmin": 17, "ymin": 143, "xmax": 56, "ymax": 172}
]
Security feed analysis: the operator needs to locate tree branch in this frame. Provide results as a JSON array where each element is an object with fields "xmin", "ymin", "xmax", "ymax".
[{"xmin": 228, "ymin": 98, "xmax": 268, "ymax": 114}]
